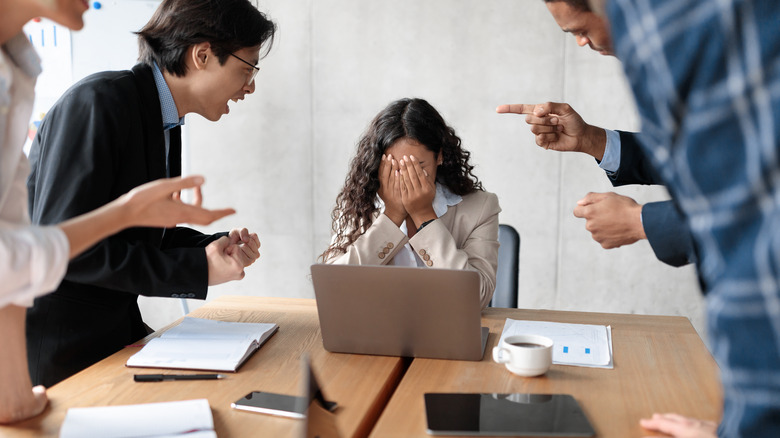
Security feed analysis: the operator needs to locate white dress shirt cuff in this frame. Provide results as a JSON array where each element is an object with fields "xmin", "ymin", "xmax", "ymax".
[
  {"xmin": 0, "ymin": 225, "xmax": 70, "ymax": 308},
  {"xmin": 598, "ymin": 129, "xmax": 621, "ymax": 173}
]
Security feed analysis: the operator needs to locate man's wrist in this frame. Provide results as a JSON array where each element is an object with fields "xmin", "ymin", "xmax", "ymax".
[
  {"xmin": 635, "ymin": 203, "xmax": 647, "ymax": 240},
  {"xmin": 582, "ymin": 125, "xmax": 607, "ymax": 161}
]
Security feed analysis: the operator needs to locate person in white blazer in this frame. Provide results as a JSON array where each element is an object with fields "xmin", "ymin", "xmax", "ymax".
[
  {"xmin": 0, "ymin": 0, "xmax": 239, "ymax": 424},
  {"xmin": 321, "ymin": 98, "xmax": 501, "ymax": 309}
]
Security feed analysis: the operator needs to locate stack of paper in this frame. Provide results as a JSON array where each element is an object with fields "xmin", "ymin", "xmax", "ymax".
[
  {"xmin": 127, "ymin": 317, "xmax": 278, "ymax": 372},
  {"xmin": 498, "ymin": 319, "xmax": 613, "ymax": 369},
  {"xmin": 60, "ymin": 399, "xmax": 216, "ymax": 438}
]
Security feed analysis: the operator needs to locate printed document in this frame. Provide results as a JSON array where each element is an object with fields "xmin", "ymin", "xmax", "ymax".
[{"xmin": 499, "ymin": 319, "xmax": 613, "ymax": 369}]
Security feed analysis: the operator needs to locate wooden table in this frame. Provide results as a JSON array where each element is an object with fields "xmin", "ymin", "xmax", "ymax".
[
  {"xmin": 370, "ymin": 307, "xmax": 722, "ymax": 437},
  {"xmin": 1, "ymin": 296, "xmax": 404, "ymax": 438},
  {"xmin": 0, "ymin": 298, "xmax": 721, "ymax": 438}
]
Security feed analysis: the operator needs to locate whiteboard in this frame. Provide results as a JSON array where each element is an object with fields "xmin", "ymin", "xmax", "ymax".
[
  {"xmin": 23, "ymin": 19, "xmax": 73, "ymax": 151},
  {"xmin": 72, "ymin": 0, "xmax": 162, "ymax": 82},
  {"xmin": 24, "ymin": 1, "xmax": 162, "ymax": 150},
  {"xmin": 26, "ymin": 0, "xmax": 192, "ymax": 171}
]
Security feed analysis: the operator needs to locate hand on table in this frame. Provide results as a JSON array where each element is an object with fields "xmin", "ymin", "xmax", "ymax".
[
  {"xmin": 573, "ymin": 192, "xmax": 646, "ymax": 248},
  {"xmin": 641, "ymin": 413, "xmax": 717, "ymax": 438},
  {"xmin": 0, "ymin": 305, "xmax": 48, "ymax": 424},
  {"xmin": 378, "ymin": 154, "xmax": 407, "ymax": 227},
  {"xmin": 496, "ymin": 102, "xmax": 607, "ymax": 160},
  {"xmin": 0, "ymin": 385, "xmax": 47, "ymax": 424}
]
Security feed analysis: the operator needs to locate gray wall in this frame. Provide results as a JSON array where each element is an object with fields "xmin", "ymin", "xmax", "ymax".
[{"xmin": 138, "ymin": 0, "xmax": 706, "ymax": 339}]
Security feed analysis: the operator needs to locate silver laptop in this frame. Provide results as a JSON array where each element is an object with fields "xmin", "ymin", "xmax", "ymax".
[{"xmin": 310, "ymin": 264, "xmax": 489, "ymax": 361}]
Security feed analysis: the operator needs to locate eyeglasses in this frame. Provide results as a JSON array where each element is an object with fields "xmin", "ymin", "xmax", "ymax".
[{"xmin": 229, "ymin": 53, "xmax": 260, "ymax": 86}]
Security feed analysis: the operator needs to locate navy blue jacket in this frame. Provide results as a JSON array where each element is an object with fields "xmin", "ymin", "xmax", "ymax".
[{"xmin": 604, "ymin": 131, "xmax": 697, "ymax": 267}]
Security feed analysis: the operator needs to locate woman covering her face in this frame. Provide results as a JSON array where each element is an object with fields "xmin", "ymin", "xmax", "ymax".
[{"xmin": 321, "ymin": 98, "xmax": 501, "ymax": 309}]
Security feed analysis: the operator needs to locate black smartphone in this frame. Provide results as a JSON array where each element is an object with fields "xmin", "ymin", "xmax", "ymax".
[{"xmin": 231, "ymin": 391, "xmax": 308, "ymax": 419}]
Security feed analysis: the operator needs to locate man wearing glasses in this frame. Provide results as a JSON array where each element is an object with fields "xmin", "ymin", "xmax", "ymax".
[{"xmin": 25, "ymin": 0, "xmax": 276, "ymax": 387}]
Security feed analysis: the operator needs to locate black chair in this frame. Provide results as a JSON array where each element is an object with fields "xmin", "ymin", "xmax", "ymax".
[{"xmin": 490, "ymin": 224, "xmax": 520, "ymax": 308}]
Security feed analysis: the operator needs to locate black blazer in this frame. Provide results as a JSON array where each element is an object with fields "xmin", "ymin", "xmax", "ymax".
[
  {"xmin": 603, "ymin": 131, "xmax": 697, "ymax": 267},
  {"xmin": 25, "ymin": 64, "xmax": 223, "ymax": 386}
]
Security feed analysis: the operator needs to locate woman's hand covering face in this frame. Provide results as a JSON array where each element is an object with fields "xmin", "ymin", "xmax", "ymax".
[
  {"xmin": 400, "ymin": 155, "xmax": 437, "ymax": 225},
  {"xmin": 377, "ymin": 154, "xmax": 407, "ymax": 226}
]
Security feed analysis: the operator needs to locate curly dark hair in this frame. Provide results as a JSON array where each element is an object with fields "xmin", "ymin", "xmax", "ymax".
[{"xmin": 320, "ymin": 98, "xmax": 484, "ymax": 262}]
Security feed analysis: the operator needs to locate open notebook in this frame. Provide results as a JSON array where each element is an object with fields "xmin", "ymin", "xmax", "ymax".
[{"xmin": 126, "ymin": 317, "xmax": 278, "ymax": 372}]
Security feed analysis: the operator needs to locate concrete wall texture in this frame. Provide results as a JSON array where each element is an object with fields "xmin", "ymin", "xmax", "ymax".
[{"xmin": 138, "ymin": 0, "xmax": 706, "ymax": 340}]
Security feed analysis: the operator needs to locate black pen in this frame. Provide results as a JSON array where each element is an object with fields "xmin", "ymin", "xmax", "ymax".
[{"xmin": 134, "ymin": 374, "xmax": 226, "ymax": 382}]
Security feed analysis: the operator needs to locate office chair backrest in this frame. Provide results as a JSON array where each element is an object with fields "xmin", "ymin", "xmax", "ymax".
[{"xmin": 491, "ymin": 224, "xmax": 520, "ymax": 308}]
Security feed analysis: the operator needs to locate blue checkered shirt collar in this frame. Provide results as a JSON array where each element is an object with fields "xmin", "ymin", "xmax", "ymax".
[{"xmin": 151, "ymin": 61, "xmax": 184, "ymax": 131}]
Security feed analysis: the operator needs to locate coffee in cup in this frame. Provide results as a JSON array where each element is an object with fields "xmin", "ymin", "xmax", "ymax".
[{"xmin": 492, "ymin": 334, "xmax": 553, "ymax": 377}]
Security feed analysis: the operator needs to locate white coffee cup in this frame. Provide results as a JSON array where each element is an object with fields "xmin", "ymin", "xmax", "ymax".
[{"xmin": 492, "ymin": 334, "xmax": 553, "ymax": 377}]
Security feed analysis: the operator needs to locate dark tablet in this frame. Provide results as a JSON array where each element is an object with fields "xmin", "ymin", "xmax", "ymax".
[{"xmin": 424, "ymin": 393, "xmax": 594, "ymax": 437}]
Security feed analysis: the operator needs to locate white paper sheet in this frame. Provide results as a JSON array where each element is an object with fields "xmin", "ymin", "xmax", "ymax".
[
  {"xmin": 498, "ymin": 319, "xmax": 614, "ymax": 369},
  {"xmin": 59, "ymin": 399, "xmax": 216, "ymax": 438}
]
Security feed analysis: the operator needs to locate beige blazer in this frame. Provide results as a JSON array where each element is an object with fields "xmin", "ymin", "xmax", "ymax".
[{"xmin": 326, "ymin": 190, "xmax": 501, "ymax": 309}]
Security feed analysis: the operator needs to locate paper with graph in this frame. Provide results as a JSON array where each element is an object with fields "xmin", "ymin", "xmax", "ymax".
[{"xmin": 499, "ymin": 319, "xmax": 613, "ymax": 369}]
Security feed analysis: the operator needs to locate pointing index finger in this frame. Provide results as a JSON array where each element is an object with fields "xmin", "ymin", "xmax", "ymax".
[{"xmin": 496, "ymin": 104, "xmax": 537, "ymax": 115}]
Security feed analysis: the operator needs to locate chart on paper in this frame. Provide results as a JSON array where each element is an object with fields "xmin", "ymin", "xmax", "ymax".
[{"xmin": 499, "ymin": 319, "xmax": 613, "ymax": 368}]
